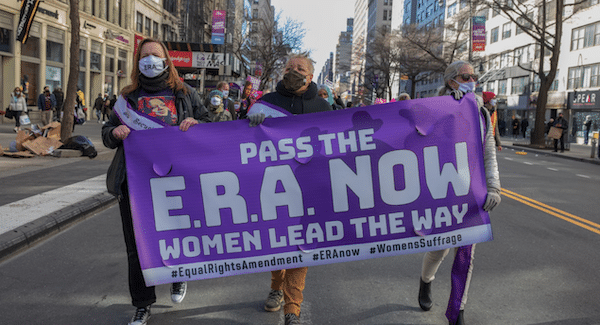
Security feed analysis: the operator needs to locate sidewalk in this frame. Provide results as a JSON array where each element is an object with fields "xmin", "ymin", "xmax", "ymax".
[
  {"xmin": 499, "ymin": 134, "xmax": 600, "ymax": 165},
  {"xmin": 1, "ymin": 114, "xmax": 599, "ymax": 261},
  {"xmin": 0, "ymin": 112, "xmax": 117, "ymax": 260}
]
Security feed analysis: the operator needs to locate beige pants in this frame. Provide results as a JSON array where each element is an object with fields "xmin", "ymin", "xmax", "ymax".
[
  {"xmin": 41, "ymin": 110, "xmax": 53, "ymax": 126},
  {"xmin": 271, "ymin": 267, "xmax": 308, "ymax": 316},
  {"xmin": 421, "ymin": 244, "xmax": 475, "ymax": 310}
]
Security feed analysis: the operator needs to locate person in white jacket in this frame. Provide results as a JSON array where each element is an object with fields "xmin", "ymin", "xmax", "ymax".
[
  {"xmin": 9, "ymin": 87, "xmax": 28, "ymax": 132},
  {"xmin": 417, "ymin": 60, "xmax": 501, "ymax": 325}
]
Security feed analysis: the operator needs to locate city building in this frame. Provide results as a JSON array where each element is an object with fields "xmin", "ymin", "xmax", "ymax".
[{"xmin": 334, "ymin": 18, "xmax": 353, "ymax": 100}]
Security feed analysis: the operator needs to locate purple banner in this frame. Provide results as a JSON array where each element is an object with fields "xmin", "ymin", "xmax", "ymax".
[
  {"xmin": 211, "ymin": 10, "xmax": 226, "ymax": 45},
  {"xmin": 124, "ymin": 94, "xmax": 492, "ymax": 286}
]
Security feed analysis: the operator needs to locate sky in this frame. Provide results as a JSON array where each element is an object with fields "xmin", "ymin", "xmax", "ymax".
[{"xmin": 270, "ymin": 0, "xmax": 355, "ymax": 78}]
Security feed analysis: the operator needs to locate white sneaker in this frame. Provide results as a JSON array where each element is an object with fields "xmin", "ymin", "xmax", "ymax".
[
  {"xmin": 128, "ymin": 305, "xmax": 150, "ymax": 325},
  {"xmin": 170, "ymin": 282, "xmax": 187, "ymax": 304}
]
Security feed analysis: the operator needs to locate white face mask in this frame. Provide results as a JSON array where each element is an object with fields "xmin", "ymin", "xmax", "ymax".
[
  {"xmin": 490, "ymin": 99, "xmax": 497, "ymax": 106},
  {"xmin": 454, "ymin": 80, "xmax": 476, "ymax": 93},
  {"xmin": 222, "ymin": 90, "xmax": 229, "ymax": 98},
  {"xmin": 234, "ymin": 104, "xmax": 240, "ymax": 110},
  {"xmin": 139, "ymin": 55, "xmax": 167, "ymax": 78},
  {"xmin": 211, "ymin": 97, "xmax": 222, "ymax": 107}
]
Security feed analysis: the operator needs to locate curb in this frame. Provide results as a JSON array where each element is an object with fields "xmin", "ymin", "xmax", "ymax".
[
  {"xmin": 504, "ymin": 144, "xmax": 600, "ymax": 166},
  {"xmin": 0, "ymin": 192, "xmax": 117, "ymax": 261}
]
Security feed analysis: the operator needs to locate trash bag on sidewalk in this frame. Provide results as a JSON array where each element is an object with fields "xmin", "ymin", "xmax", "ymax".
[{"xmin": 59, "ymin": 135, "xmax": 97, "ymax": 158}]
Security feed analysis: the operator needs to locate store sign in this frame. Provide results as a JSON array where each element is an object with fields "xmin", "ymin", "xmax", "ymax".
[
  {"xmin": 193, "ymin": 52, "xmax": 224, "ymax": 69},
  {"xmin": 37, "ymin": 6, "xmax": 59, "ymax": 19},
  {"xmin": 104, "ymin": 29, "xmax": 129, "ymax": 44},
  {"xmin": 169, "ymin": 51, "xmax": 193, "ymax": 68},
  {"xmin": 568, "ymin": 90, "xmax": 599, "ymax": 109}
]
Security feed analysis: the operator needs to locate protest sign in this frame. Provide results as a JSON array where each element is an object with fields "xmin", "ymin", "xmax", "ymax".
[{"xmin": 124, "ymin": 94, "xmax": 492, "ymax": 286}]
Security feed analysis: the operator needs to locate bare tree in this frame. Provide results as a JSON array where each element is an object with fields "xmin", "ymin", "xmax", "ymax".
[
  {"xmin": 60, "ymin": 0, "xmax": 80, "ymax": 140},
  {"xmin": 482, "ymin": 0, "xmax": 584, "ymax": 147},
  {"xmin": 364, "ymin": 27, "xmax": 398, "ymax": 101},
  {"xmin": 247, "ymin": 12, "xmax": 305, "ymax": 91}
]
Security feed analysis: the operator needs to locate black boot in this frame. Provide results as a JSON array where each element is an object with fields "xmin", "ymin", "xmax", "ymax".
[
  {"xmin": 449, "ymin": 309, "xmax": 465, "ymax": 325},
  {"xmin": 418, "ymin": 277, "xmax": 432, "ymax": 311}
]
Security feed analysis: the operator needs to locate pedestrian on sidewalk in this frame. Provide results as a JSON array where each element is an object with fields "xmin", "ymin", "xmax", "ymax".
[
  {"xmin": 93, "ymin": 93, "xmax": 103, "ymax": 122},
  {"xmin": 37, "ymin": 86, "xmax": 56, "ymax": 126},
  {"xmin": 249, "ymin": 52, "xmax": 331, "ymax": 325},
  {"xmin": 521, "ymin": 117, "xmax": 529, "ymax": 139},
  {"xmin": 482, "ymin": 92, "xmax": 502, "ymax": 151},
  {"xmin": 102, "ymin": 38, "xmax": 210, "ymax": 325},
  {"xmin": 553, "ymin": 112, "xmax": 568, "ymax": 152},
  {"xmin": 584, "ymin": 115, "xmax": 592, "ymax": 145},
  {"xmin": 511, "ymin": 115, "xmax": 520, "ymax": 140},
  {"xmin": 417, "ymin": 60, "xmax": 501, "ymax": 325},
  {"xmin": 53, "ymin": 87, "xmax": 64, "ymax": 121},
  {"xmin": 8, "ymin": 86, "xmax": 27, "ymax": 132}
]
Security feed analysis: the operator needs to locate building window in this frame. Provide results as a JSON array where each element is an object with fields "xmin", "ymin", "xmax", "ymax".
[
  {"xmin": 513, "ymin": 45, "xmax": 530, "ymax": 65},
  {"xmin": 105, "ymin": 0, "xmax": 110, "ymax": 21},
  {"xmin": 498, "ymin": 79, "xmax": 507, "ymax": 94},
  {"xmin": 253, "ymin": 9, "xmax": 258, "ymax": 18},
  {"xmin": 0, "ymin": 27, "xmax": 11, "ymax": 53},
  {"xmin": 500, "ymin": 51, "xmax": 510, "ymax": 68},
  {"xmin": 153, "ymin": 21, "xmax": 159, "ymax": 39},
  {"xmin": 145, "ymin": 17, "xmax": 151, "ymax": 36},
  {"xmin": 136, "ymin": 12, "xmax": 143, "ymax": 33},
  {"xmin": 79, "ymin": 49, "xmax": 86, "ymax": 68},
  {"xmin": 21, "ymin": 36, "xmax": 39, "ymax": 58},
  {"xmin": 502, "ymin": 22, "xmax": 511, "ymax": 39},
  {"xmin": 568, "ymin": 63, "xmax": 600, "ymax": 89},
  {"xmin": 492, "ymin": 6, "xmax": 500, "ymax": 17},
  {"xmin": 383, "ymin": 10, "xmax": 388, "ymax": 21},
  {"xmin": 533, "ymin": 73, "xmax": 559, "ymax": 92},
  {"xmin": 448, "ymin": 3, "xmax": 457, "ymax": 18},
  {"xmin": 46, "ymin": 40, "xmax": 63, "ymax": 63},
  {"xmin": 511, "ymin": 76, "xmax": 529, "ymax": 94},
  {"xmin": 118, "ymin": 49, "xmax": 128, "ymax": 77},
  {"xmin": 490, "ymin": 27, "xmax": 499, "ymax": 43},
  {"xmin": 571, "ymin": 21, "xmax": 600, "ymax": 50}
]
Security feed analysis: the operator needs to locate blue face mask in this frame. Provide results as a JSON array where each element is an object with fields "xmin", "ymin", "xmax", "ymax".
[
  {"xmin": 455, "ymin": 80, "xmax": 476, "ymax": 93},
  {"xmin": 139, "ymin": 55, "xmax": 167, "ymax": 78}
]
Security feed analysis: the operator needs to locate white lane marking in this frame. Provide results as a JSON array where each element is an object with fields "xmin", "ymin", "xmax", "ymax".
[
  {"xmin": 524, "ymin": 162, "xmax": 534, "ymax": 165},
  {"xmin": 0, "ymin": 175, "xmax": 107, "ymax": 234},
  {"xmin": 504, "ymin": 157, "xmax": 514, "ymax": 161},
  {"xmin": 547, "ymin": 168, "xmax": 559, "ymax": 171},
  {"xmin": 576, "ymin": 174, "xmax": 591, "ymax": 179}
]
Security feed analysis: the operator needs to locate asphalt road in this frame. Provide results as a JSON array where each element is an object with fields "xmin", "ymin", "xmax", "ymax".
[{"xmin": 0, "ymin": 149, "xmax": 599, "ymax": 325}]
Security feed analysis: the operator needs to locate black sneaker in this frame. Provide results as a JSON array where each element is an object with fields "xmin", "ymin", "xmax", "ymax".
[
  {"xmin": 285, "ymin": 313, "xmax": 301, "ymax": 325},
  {"xmin": 128, "ymin": 305, "xmax": 151, "ymax": 325},
  {"xmin": 171, "ymin": 282, "xmax": 187, "ymax": 304},
  {"xmin": 264, "ymin": 289, "xmax": 284, "ymax": 311}
]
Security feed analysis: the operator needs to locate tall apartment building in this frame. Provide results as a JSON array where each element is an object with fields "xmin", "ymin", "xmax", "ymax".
[
  {"xmin": 335, "ymin": 18, "xmax": 353, "ymax": 97},
  {"xmin": 351, "ymin": 0, "xmax": 393, "ymax": 104},
  {"xmin": 317, "ymin": 52, "xmax": 334, "ymax": 85}
]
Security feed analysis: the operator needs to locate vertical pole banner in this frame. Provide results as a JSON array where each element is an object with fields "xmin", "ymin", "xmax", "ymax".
[
  {"xmin": 211, "ymin": 10, "xmax": 226, "ymax": 45},
  {"xmin": 472, "ymin": 16, "xmax": 486, "ymax": 52},
  {"xmin": 124, "ymin": 94, "xmax": 494, "ymax": 286},
  {"xmin": 16, "ymin": 0, "xmax": 41, "ymax": 43}
]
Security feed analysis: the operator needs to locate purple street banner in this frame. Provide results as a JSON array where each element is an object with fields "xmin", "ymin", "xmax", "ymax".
[
  {"xmin": 211, "ymin": 10, "xmax": 226, "ymax": 45},
  {"xmin": 472, "ymin": 16, "xmax": 486, "ymax": 52},
  {"xmin": 124, "ymin": 94, "xmax": 493, "ymax": 286}
]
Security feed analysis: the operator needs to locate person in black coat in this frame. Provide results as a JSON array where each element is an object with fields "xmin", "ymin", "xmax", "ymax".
[
  {"xmin": 553, "ymin": 112, "xmax": 568, "ymax": 152},
  {"xmin": 249, "ymin": 53, "xmax": 330, "ymax": 325},
  {"xmin": 101, "ymin": 38, "xmax": 209, "ymax": 325},
  {"xmin": 52, "ymin": 87, "xmax": 64, "ymax": 121}
]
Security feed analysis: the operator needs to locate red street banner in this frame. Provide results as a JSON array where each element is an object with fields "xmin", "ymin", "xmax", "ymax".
[{"xmin": 16, "ymin": 0, "xmax": 41, "ymax": 43}]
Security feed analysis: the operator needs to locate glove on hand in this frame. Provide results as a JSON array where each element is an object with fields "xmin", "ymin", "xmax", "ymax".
[
  {"xmin": 483, "ymin": 188, "xmax": 501, "ymax": 212},
  {"xmin": 248, "ymin": 113, "xmax": 265, "ymax": 127},
  {"xmin": 450, "ymin": 89, "xmax": 464, "ymax": 101}
]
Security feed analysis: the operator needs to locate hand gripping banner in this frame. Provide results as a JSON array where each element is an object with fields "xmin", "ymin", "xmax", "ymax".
[{"xmin": 123, "ymin": 94, "xmax": 493, "ymax": 286}]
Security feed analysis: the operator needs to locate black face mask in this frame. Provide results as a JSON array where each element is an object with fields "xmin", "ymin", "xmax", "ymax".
[{"xmin": 282, "ymin": 70, "xmax": 307, "ymax": 92}]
